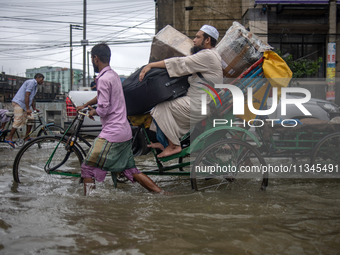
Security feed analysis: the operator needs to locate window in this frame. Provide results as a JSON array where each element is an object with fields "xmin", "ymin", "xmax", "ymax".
[
  {"xmin": 46, "ymin": 110, "xmax": 62, "ymax": 126},
  {"xmin": 268, "ymin": 33, "xmax": 326, "ymax": 77},
  {"xmin": 255, "ymin": 0, "xmax": 329, "ymax": 3}
]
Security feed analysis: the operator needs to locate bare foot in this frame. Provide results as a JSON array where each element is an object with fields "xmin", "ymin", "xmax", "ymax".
[
  {"xmin": 157, "ymin": 145, "xmax": 182, "ymax": 158},
  {"xmin": 147, "ymin": 142, "xmax": 164, "ymax": 151}
]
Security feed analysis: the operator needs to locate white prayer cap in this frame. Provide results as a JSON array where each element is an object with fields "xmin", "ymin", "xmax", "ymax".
[{"xmin": 199, "ymin": 25, "xmax": 219, "ymax": 41}]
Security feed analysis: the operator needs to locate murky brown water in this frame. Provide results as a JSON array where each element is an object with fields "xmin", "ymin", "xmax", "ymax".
[{"xmin": 1, "ymin": 144, "xmax": 340, "ymax": 255}]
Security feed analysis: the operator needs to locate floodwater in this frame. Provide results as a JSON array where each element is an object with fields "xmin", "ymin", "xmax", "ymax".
[{"xmin": 1, "ymin": 144, "xmax": 340, "ymax": 255}]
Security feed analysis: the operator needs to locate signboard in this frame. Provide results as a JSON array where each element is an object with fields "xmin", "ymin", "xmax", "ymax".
[
  {"xmin": 327, "ymin": 42, "xmax": 336, "ymax": 64},
  {"xmin": 255, "ymin": 0, "xmax": 329, "ymax": 4},
  {"xmin": 326, "ymin": 42, "xmax": 336, "ymax": 101},
  {"xmin": 326, "ymin": 91, "xmax": 335, "ymax": 101},
  {"xmin": 326, "ymin": 63, "xmax": 336, "ymax": 86}
]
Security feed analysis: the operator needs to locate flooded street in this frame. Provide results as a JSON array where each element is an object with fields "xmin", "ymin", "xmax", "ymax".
[{"xmin": 1, "ymin": 145, "xmax": 340, "ymax": 255}]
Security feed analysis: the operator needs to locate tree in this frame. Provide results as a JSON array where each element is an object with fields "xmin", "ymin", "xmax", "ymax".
[{"xmin": 276, "ymin": 50, "xmax": 323, "ymax": 79}]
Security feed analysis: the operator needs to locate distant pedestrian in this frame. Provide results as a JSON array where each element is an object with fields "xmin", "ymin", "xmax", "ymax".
[
  {"xmin": 90, "ymin": 75, "xmax": 97, "ymax": 91},
  {"xmin": 5, "ymin": 73, "xmax": 44, "ymax": 148}
]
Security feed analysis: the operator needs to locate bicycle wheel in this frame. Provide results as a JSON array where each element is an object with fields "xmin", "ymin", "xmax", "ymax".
[
  {"xmin": 13, "ymin": 135, "xmax": 83, "ymax": 185},
  {"xmin": 37, "ymin": 124, "xmax": 64, "ymax": 137},
  {"xmin": 191, "ymin": 139, "xmax": 268, "ymax": 191},
  {"xmin": 310, "ymin": 132, "xmax": 340, "ymax": 166}
]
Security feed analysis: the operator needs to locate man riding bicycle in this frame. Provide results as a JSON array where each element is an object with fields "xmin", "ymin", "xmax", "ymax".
[{"xmin": 5, "ymin": 73, "xmax": 44, "ymax": 148}]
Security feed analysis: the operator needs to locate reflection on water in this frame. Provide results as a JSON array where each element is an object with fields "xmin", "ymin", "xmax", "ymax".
[{"xmin": 1, "ymin": 146, "xmax": 340, "ymax": 254}]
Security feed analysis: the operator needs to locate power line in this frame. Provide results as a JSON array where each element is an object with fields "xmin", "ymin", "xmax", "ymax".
[
  {"xmin": 0, "ymin": 16, "xmax": 155, "ymax": 29},
  {"xmin": 0, "ymin": 0, "xmax": 156, "ymax": 76}
]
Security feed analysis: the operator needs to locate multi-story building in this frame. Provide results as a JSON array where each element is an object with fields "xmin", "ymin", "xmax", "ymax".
[
  {"xmin": 26, "ymin": 66, "xmax": 83, "ymax": 93},
  {"xmin": 155, "ymin": 0, "xmax": 340, "ymax": 104}
]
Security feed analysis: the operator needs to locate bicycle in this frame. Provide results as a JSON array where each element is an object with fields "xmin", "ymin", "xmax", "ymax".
[
  {"xmin": 12, "ymin": 108, "xmax": 91, "ymax": 184},
  {"xmin": 0, "ymin": 110, "xmax": 64, "ymax": 147}
]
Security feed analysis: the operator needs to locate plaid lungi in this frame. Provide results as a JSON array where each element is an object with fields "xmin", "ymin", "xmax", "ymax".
[
  {"xmin": 84, "ymin": 137, "xmax": 136, "ymax": 173},
  {"xmin": 12, "ymin": 102, "xmax": 34, "ymax": 128}
]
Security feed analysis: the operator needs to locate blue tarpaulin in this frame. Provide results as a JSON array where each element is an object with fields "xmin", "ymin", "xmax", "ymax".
[{"xmin": 255, "ymin": 0, "xmax": 329, "ymax": 4}]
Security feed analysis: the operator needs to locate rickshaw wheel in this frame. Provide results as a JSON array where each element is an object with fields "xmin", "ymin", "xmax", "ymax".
[
  {"xmin": 191, "ymin": 139, "xmax": 268, "ymax": 191},
  {"xmin": 310, "ymin": 132, "xmax": 340, "ymax": 167}
]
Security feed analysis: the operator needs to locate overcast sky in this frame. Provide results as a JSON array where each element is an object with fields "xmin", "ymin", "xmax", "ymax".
[{"xmin": 0, "ymin": 0, "xmax": 155, "ymax": 77}]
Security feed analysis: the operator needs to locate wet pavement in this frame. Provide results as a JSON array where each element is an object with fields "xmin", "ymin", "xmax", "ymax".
[{"xmin": 1, "ymin": 144, "xmax": 340, "ymax": 254}]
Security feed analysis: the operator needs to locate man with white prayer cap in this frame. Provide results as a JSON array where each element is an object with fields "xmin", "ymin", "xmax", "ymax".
[
  {"xmin": 139, "ymin": 25, "xmax": 222, "ymax": 158},
  {"xmin": 199, "ymin": 24, "xmax": 219, "ymax": 42}
]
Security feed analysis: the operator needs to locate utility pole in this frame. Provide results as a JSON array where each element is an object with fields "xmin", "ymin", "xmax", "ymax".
[
  {"xmin": 70, "ymin": 24, "xmax": 83, "ymax": 91},
  {"xmin": 82, "ymin": 0, "xmax": 88, "ymax": 87},
  {"xmin": 327, "ymin": 0, "xmax": 336, "ymax": 102},
  {"xmin": 87, "ymin": 51, "xmax": 90, "ymax": 87},
  {"xmin": 70, "ymin": 24, "xmax": 73, "ymax": 91}
]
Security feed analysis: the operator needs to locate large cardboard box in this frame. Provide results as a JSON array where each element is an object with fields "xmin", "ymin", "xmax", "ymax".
[
  {"xmin": 149, "ymin": 25, "xmax": 194, "ymax": 63},
  {"xmin": 216, "ymin": 21, "xmax": 272, "ymax": 78}
]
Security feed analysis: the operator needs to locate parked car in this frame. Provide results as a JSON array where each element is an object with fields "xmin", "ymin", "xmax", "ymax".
[
  {"xmin": 66, "ymin": 91, "xmax": 340, "ymax": 156},
  {"xmin": 267, "ymin": 94, "xmax": 340, "ymax": 121}
]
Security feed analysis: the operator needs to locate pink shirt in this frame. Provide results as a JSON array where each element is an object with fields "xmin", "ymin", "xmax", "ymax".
[{"xmin": 96, "ymin": 66, "xmax": 132, "ymax": 143}]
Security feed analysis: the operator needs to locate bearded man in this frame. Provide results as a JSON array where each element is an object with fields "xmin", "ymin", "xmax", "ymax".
[{"xmin": 139, "ymin": 25, "xmax": 223, "ymax": 158}]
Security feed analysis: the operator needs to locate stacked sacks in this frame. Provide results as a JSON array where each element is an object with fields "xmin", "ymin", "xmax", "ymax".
[{"xmin": 216, "ymin": 21, "xmax": 272, "ymax": 78}]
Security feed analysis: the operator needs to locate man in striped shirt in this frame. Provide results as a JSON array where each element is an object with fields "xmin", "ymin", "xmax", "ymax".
[{"xmin": 5, "ymin": 73, "xmax": 44, "ymax": 148}]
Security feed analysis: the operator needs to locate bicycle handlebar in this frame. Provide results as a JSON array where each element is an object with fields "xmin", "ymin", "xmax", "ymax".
[
  {"xmin": 78, "ymin": 105, "xmax": 97, "ymax": 113},
  {"xmin": 77, "ymin": 107, "xmax": 90, "ymax": 117},
  {"xmin": 31, "ymin": 111, "xmax": 43, "ymax": 117}
]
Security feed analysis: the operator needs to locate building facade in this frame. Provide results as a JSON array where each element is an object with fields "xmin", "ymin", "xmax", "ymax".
[
  {"xmin": 155, "ymin": 0, "xmax": 340, "ymax": 104},
  {"xmin": 26, "ymin": 66, "xmax": 83, "ymax": 93}
]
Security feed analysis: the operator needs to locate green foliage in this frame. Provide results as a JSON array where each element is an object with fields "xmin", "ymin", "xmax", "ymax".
[{"xmin": 276, "ymin": 50, "xmax": 323, "ymax": 78}]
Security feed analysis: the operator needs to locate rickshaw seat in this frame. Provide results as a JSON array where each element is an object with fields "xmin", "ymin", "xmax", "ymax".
[{"xmin": 5, "ymin": 112, "xmax": 14, "ymax": 117}]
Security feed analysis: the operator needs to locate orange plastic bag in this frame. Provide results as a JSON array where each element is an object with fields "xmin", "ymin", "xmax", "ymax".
[{"xmin": 263, "ymin": 51, "xmax": 292, "ymax": 90}]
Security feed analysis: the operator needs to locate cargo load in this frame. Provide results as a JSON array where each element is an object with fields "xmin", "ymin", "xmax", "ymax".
[
  {"xmin": 122, "ymin": 66, "xmax": 190, "ymax": 116},
  {"xmin": 216, "ymin": 21, "xmax": 272, "ymax": 78},
  {"xmin": 149, "ymin": 25, "xmax": 194, "ymax": 63}
]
